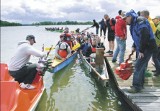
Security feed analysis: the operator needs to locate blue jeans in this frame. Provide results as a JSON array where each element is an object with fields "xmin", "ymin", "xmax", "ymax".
[
  {"xmin": 157, "ymin": 47, "xmax": 160, "ymax": 63},
  {"xmin": 152, "ymin": 47, "xmax": 160, "ymax": 73},
  {"xmin": 133, "ymin": 49, "xmax": 152, "ymax": 91},
  {"xmin": 112, "ymin": 36, "xmax": 126, "ymax": 64}
]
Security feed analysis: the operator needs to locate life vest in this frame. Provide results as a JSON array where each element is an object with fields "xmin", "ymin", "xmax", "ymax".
[
  {"xmin": 58, "ymin": 43, "xmax": 68, "ymax": 58},
  {"xmin": 110, "ymin": 18, "xmax": 116, "ymax": 31},
  {"xmin": 91, "ymin": 47, "xmax": 96, "ymax": 53},
  {"xmin": 58, "ymin": 50, "xmax": 67, "ymax": 58}
]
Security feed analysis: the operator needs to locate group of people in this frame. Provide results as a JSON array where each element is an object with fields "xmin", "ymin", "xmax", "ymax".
[
  {"xmin": 8, "ymin": 9, "xmax": 160, "ymax": 93},
  {"xmin": 105, "ymin": 9, "xmax": 160, "ymax": 93}
]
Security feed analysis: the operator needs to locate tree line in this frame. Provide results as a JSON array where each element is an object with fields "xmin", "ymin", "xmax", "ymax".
[
  {"xmin": 0, "ymin": 20, "xmax": 22, "ymax": 26},
  {"xmin": 32, "ymin": 21, "xmax": 93, "ymax": 25},
  {"xmin": 1, "ymin": 20, "xmax": 93, "ymax": 26}
]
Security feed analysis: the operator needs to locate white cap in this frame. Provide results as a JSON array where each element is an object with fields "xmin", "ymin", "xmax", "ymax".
[{"xmin": 60, "ymin": 42, "xmax": 67, "ymax": 49}]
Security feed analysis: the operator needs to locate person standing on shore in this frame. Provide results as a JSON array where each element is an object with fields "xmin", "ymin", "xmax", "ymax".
[
  {"xmin": 112, "ymin": 11, "xmax": 127, "ymax": 65},
  {"xmin": 99, "ymin": 18, "xmax": 107, "ymax": 37},
  {"xmin": 104, "ymin": 14, "xmax": 116, "ymax": 55},
  {"xmin": 125, "ymin": 10, "xmax": 158, "ymax": 93},
  {"xmin": 141, "ymin": 10, "xmax": 160, "ymax": 76},
  {"xmin": 153, "ymin": 16, "xmax": 160, "ymax": 76},
  {"xmin": 91, "ymin": 19, "xmax": 99, "ymax": 35},
  {"xmin": 8, "ymin": 35, "xmax": 46, "ymax": 89},
  {"xmin": 140, "ymin": 10, "xmax": 156, "ymax": 33}
]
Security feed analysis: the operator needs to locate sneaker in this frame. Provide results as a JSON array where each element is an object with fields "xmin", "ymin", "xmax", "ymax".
[
  {"xmin": 112, "ymin": 59, "xmax": 117, "ymax": 63},
  {"xmin": 153, "ymin": 73, "xmax": 160, "ymax": 77},
  {"xmin": 127, "ymin": 87, "xmax": 141, "ymax": 93},
  {"xmin": 109, "ymin": 51, "xmax": 113, "ymax": 55},
  {"xmin": 152, "ymin": 70, "xmax": 156, "ymax": 73},
  {"xmin": 20, "ymin": 83, "xmax": 35, "ymax": 90},
  {"xmin": 106, "ymin": 50, "xmax": 111, "ymax": 53}
]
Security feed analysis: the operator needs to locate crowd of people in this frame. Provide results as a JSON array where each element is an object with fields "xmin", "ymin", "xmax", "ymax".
[{"xmin": 8, "ymin": 9, "xmax": 160, "ymax": 93}]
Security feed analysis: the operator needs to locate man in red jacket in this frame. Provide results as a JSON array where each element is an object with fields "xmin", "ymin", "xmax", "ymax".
[{"xmin": 112, "ymin": 11, "xmax": 127, "ymax": 65}]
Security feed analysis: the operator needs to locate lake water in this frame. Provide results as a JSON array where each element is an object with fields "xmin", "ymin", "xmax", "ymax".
[{"xmin": 1, "ymin": 25, "xmax": 133, "ymax": 111}]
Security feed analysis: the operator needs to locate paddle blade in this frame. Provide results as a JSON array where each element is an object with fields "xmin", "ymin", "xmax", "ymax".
[
  {"xmin": 45, "ymin": 47, "xmax": 55, "ymax": 51},
  {"xmin": 72, "ymin": 43, "xmax": 80, "ymax": 51}
]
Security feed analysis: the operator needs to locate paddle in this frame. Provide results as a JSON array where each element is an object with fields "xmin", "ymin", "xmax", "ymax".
[
  {"xmin": 45, "ymin": 47, "xmax": 55, "ymax": 51},
  {"xmin": 81, "ymin": 27, "xmax": 92, "ymax": 32},
  {"xmin": 46, "ymin": 45, "xmax": 53, "ymax": 58}
]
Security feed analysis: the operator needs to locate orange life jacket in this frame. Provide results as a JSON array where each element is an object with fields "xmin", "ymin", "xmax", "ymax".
[
  {"xmin": 58, "ymin": 50, "xmax": 67, "ymax": 58},
  {"xmin": 58, "ymin": 42, "xmax": 68, "ymax": 58}
]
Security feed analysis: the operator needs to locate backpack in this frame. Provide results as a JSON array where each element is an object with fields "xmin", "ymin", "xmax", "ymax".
[{"xmin": 110, "ymin": 18, "xmax": 116, "ymax": 31}]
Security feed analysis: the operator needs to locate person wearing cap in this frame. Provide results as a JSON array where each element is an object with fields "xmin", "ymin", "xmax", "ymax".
[
  {"xmin": 8, "ymin": 35, "xmax": 46, "ymax": 90},
  {"xmin": 124, "ymin": 10, "xmax": 158, "ymax": 93},
  {"xmin": 153, "ymin": 16, "xmax": 160, "ymax": 75},
  {"xmin": 112, "ymin": 11, "xmax": 127, "ymax": 65},
  {"xmin": 55, "ymin": 41, "xmax": 71, "ymax": 60}
]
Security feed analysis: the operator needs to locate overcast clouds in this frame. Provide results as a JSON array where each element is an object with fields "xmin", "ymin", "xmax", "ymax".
[{"xmin": 1, "ymin": 0, "xmax": 160, "ymax": 24}]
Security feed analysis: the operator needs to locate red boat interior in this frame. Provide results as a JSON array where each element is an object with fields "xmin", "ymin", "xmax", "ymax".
[{"xmin": 0, "ymin": 63, "xmax": 44, "ymax": 111}]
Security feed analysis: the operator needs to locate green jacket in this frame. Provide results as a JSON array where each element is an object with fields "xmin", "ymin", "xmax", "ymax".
[{"xmin": 155, "ymin": 22, "xmax": 160, "ymax": 47}]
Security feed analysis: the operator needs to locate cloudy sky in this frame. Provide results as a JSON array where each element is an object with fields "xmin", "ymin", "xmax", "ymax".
[{"xmin": 1, "ymin": 0, "xmax": 159, "ymax": 24}]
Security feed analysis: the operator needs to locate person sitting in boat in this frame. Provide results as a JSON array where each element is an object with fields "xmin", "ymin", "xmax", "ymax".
[
  {"xmin": 91, "ymin": 39, "xmax": 97, "ymax": 53},
  {"xmin": 90, "ymin": 37, "xmax": 105, "ymax": 63},
  {"xmin": 64, "ymin": 27, "xmax": 69, "ymax": 33},
  {"xmin": 63, "ymin": 33, "xmax": 74, "ymax": 49},
  {"xmin": 96, "ymin": 37, "xmax": 105, "ymax": 50},
  {"xmin": 80, "ymin": 36, "xmax": 92, "ymax": 61},
  {"xmin": 8, "ymin": 35, "xmax": 46, "ymax": 90},
  {"xmin": 55, "ymin": 42, "xmax": 71, "ymax": 60}
]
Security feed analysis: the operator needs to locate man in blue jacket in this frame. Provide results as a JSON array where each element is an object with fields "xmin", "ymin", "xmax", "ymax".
[{"xmin": 125, "ymin": 10, "xmax": 158, "ymax": 93}]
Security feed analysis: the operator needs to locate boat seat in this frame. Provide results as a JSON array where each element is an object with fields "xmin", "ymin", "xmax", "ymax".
[
  {"xmin": 0, "ymin": 81, "xmax": 31, "ymax": 111},
  {"xmin": 0, "ymin": 63, "xmax": 14, "ymax": 81}
]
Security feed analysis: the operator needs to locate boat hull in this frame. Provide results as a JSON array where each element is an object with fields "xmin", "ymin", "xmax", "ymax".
[
  {"xmin": 51, "ymin": 52, "xmax": 77, "ymax": 73},
  {"xmin": 79, "ymin": 52, "xmax": 109, "ymax": 87}
]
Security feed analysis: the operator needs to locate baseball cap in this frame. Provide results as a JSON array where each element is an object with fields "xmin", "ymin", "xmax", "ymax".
[
  {"xmin": 26, "ymin": 35, "xmax": 36, "ymax": 43},
  {"xmin": 153, "ymin": 16, "xmax": 160, "ymax": 19}
]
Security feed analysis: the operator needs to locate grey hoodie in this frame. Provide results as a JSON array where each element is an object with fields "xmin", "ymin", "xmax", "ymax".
[{"xmin": 8, "ymin": 41, "xmax": 46, "ymax": 71}]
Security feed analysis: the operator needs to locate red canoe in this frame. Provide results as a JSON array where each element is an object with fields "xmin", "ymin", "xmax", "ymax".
[{"xmin": 0, "ymin": 63, "xmax": 45, "ymax": 111}]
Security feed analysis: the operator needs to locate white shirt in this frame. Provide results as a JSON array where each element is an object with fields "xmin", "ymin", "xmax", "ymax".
[{"xmin": 8, "ymin": 41, "xmax": 46, "ymax": 71}]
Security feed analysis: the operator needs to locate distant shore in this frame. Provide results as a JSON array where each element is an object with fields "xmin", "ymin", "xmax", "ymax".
[{"xmin": 0, "ymin": 20, "xmax": 93, "ymax": 27}]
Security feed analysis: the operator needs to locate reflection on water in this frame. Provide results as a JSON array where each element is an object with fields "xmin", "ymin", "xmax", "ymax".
[{"xmin": 36, "ymin": 60, "xmax": 132, "ymax": 111}]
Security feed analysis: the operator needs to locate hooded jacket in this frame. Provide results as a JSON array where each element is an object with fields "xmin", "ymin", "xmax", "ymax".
[
  {"xmin": 8, "ymin": 41, "xmax": 46, "ymax": 71},
  {"xmin": 127, "ymin": 10, "xmax": 157, "ymax": 53},
  {"xmin": 115, "ymin": 15, "xmax": 127, "ymax": 39}
]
